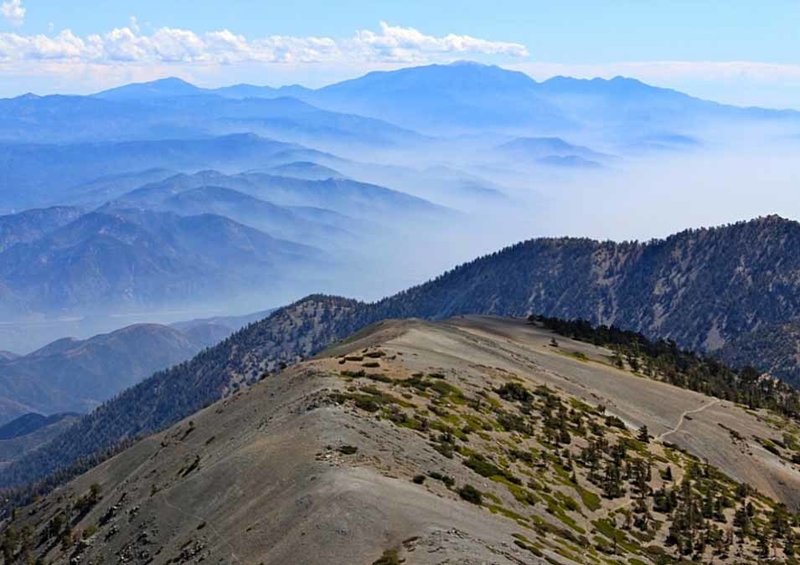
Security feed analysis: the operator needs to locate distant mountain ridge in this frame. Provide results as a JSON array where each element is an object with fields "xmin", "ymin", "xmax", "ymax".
[
  {"xmin": 0, "ymin": 206, "xmax": 83, "ymax": 252},
  {"xmin": 300, "ymin": 63, "xmax": 799, "ymax": 134},
  {"xmin": 496, "ymin": 136, "xmax": 611, "ymax": 168},
  {"xmin": 0, "ymin": 322, "xmax": 216, "ymax": 423},
  {"xmin": 0, "ymin": 133, "xmax": 332, "ymax": 209},
  {"xmin": 2, "ymin": 62, "xmax": 796, "ymax": 150},
  {"xmin": 86, "ymin": 62, "xmax": 797, "ymax": 136},
  {"xmin": 0, "ymin": 207, "xmax": 320, "ymax": 315},
  {"xmin": 0, "ymin": 412, "xmax": 78, "ymax": 441},
  {"xmin": 0, "ymin": 143, "xmax": 450, "ymax": 320}
]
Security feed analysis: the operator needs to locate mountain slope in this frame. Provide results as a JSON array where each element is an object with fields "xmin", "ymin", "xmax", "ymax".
[
  {"xmin": 0, "ymin": 208, "xmax": 320, "ymax": 314},
  {"xmin": 0, "ymin": 134, "xmax": 330, "ymax": 209},
  {"xmin": 0, "ymin": 296, "xmax": 367, "ymax": 488},
  {"xmin": 265, "ymin": 161, "xmax": 345, "ymax": 180},
  {"xmin": 306, "ymin": 61, "xmax": 567, "ymax": 133},
  {"xmin": 60, "ymin": 168, "xmax": 177, "ymax": 208},
  {"xmin": 718, "ymin": 321, "xmax": 800, "ymax": 385},
  {"xmin": 109, "ymin": 183, "xmax": 355, "ymax": 249},
  {"xmin": 301, "ymin": 62, "xmax": 798, "ymax": 135},
  {"xmin": 0, "ymin": 413, "xmax": 79, "ymax": 469},
  {"xmin": 6, "ymin": 216, "xmax": 800, "ymax": 490},
  {"xmin": 4, "ymin": 317, "xmax": 799, "ymax": 564},
  {"xmin": 496, "ymin": 136, "xmax": 610, "ymax": 167},
  {"xmin": 94, "ymin": 77, "xmax": 204, "ymax": 101},
  {"xmin": 373, "ymin": 215, "xmax": 800, "ymax": 361},
  {"xmin": 0, "ymin": 323, "xmax": 212, "ymax": 422},
  {"xmin": 0, "ymin": 85, "xmax": 427, "ymax": 155},
  {"xmin": 0, "ymin": 413, "xmax": 78, "ymax": 441},
  {"xmin": 0, "ymin": 207, "xmax": 83, "ymax": 252},
  {"xmin": 112, "ymin": 169, "xmax": 447, "ymax": 222}
]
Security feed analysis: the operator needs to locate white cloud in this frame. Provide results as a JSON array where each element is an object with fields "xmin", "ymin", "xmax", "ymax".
[
  {"xmin": 0, "ymin": 21, "xmax": 527, "ymax": 66},
  {"xmin": 353, "ymin": 21, "xmax": 528, "ymax": 62},
  {"xmin": 1, "ymin": 0, "xmax": 25, "ymax": 27}
]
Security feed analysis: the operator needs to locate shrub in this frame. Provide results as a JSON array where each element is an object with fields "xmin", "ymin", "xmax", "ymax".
[
  {"xmin": 458, "ymin": 484, "xmax": 483, "ymax": 505},
  {"xmin": 463, "ymin": 454, "xmax": 519, "ymax": 484},
  {"xmin": 373, "ymin": 549, "xmax": 401, "ymax": 565},
  {"xmin": 428, "ymin": 471, "xmax": 455, "ymax": 487},
  {"xmin": 495, "ymin": 382, "xmax": 532, "ymax": 403}
]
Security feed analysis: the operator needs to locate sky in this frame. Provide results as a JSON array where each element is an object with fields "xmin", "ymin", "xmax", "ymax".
[{"xmin": 1, "ymin": 0, "xmax": 800, "ymax": 108}]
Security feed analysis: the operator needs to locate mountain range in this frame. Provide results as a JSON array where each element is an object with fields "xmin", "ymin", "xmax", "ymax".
[
  {"xmin": 1, "ymin": 62, "xmax": 795, "ymax": 211},
  {"xmin": 2, "ymin": 56, "xmax": 800, "ymax": 565},
  {"xmin": 0, "ymin": 161, "xmax": 451, "ymax": 320},
  {"xmin": 4, "ymin": 215, "xmax": 800, "ymax": 494},
  {"xmin": 77, "ymin": 62, "xmax": 795, "ymax": 139},
  {"xmin": 0, "ymin": 207, "xmax": 322, "ymax": 316},
  {"xmin": 4, "ymin": 61, "xmax": 799, "ymax": 334}
]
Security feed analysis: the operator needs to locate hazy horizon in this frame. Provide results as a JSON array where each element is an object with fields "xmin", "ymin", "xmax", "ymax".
[
  {"xmin": 3, "ymin": 61, "xmax": 800, "ymax": 114},
  {"xmin": 2, "ymin": 1, "xmax": 800, "ymax": 108}
]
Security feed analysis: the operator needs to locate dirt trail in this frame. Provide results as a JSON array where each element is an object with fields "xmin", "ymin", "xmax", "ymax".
[{"xmin": 657, "ymin": 399, "xmax": 719, "ymax": 442}]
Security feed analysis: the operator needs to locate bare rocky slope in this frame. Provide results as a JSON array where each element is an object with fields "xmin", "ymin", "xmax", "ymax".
[{"xmin": 3, "ymin": 317, "xmax": 800, "ymax": 564}]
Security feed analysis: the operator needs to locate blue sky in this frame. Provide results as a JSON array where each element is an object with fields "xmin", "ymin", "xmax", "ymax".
[{"xmin": 2, "ymin": 0, "xmax": 800, "ymax": 107}]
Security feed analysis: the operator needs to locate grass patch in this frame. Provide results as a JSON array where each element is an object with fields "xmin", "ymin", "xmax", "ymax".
[
  {"xmin": 487, "ymin": 504, "xmax": 528, "ymax": 523},
  {"xmin": 574, "ymin": 484, "xmax": 602, "ymax": 512},
  {"xmin": 372, "ymin": 549, "xmax": 400, "ymax": 565},
  {"xmin": 591, "ymin": 518, "xmax": 640, "ymax": 554}
]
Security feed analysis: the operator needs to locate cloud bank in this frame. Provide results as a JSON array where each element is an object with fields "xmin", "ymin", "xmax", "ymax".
[
  {"xmin": 1, "ymin": 0, "xmax": 24, "ymax": 27},
  {"xmin": 0, "ymin": 21, "xmax": 528, "ymax": 66}
]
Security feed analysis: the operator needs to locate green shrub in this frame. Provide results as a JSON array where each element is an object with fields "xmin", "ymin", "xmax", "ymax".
[
  {"xmin": 458, "ymin": 484, "xmax": 483, "ymax": 505},
  {"xmin": 372, "ymin": 548, "xmax": 400, "ymax": 565},
  {"xmin": 495, "ymin": 382, "xmax": 532, "ymax": 403},
  {"xmin": 428, "ymin": 471, "xmax": 455, "ymax": 487}
]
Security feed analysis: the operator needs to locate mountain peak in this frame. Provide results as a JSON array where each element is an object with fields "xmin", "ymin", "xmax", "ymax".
[
  {"xmin": 752, "ymin": 213, "xmax": 794, "ymax": 224},
  {"xmin": 148, "ymin": 76, "xmax": 194, "ymax": 86},
  {"xmin": 323, "ymin": 60, "xmax": 537, "ymax": 94},
  {"xmin": 94, "ymin": 76, "xmax": 202, "ymax": 100}
]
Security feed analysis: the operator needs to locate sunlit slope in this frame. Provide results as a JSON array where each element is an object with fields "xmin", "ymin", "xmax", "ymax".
[{"xmin": 6, "ymin": 316, "xmax": 800, "ymax": 564}]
